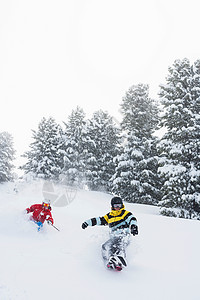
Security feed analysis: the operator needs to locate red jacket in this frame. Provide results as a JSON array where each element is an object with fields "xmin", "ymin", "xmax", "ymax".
[{"xmin": 26, "ymin": 204, "xmax": 54, "ymax": 225}]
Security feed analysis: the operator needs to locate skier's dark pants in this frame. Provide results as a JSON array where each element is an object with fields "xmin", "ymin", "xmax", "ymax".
[{"xmin": 101, "ymin": 235, "xmax": 130, "ymax": 261}]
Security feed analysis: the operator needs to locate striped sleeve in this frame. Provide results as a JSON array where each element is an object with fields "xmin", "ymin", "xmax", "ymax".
[
  {"xmin": 129, "ymin": 215, "xmax": 137, "ymax": 227},
  {"xmin": 86, "ymin": 216, "xmax": 108, "ymax": 226}
]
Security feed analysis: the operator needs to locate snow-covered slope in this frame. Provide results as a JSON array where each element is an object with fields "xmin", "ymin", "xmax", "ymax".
[{"xmin": 0, "ymin": 181, "xmax": 199, "ymax": 300}]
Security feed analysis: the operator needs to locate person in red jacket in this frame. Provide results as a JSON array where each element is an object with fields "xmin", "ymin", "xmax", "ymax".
[{"xmin": 26, "ymin": 199, "xmax": 54, "ymax": 231}]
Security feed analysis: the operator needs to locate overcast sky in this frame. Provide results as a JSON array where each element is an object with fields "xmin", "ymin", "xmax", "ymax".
[{"xmin": 0, "ymin": 0, "xmax": 200, "ymax": 166}]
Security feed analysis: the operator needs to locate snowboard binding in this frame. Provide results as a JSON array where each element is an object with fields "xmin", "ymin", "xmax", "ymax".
[{"xmin": 106, "ymin": 255, "xmax": 127, "ymax": 271}]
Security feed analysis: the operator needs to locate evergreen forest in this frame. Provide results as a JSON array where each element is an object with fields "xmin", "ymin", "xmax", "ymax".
[{"xmin": 1, "ymin": 58, "xmax": 200, "ymax": 220}]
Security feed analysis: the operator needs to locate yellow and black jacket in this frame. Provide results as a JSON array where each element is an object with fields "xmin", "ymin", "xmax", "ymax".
[{"xmin": 86, "ymin": 205, "xmax": 137, "ymax": 235}]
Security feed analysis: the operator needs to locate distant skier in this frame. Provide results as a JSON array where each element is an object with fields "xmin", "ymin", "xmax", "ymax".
[
  {"xmin": 81, "ymin": 196, "xmax": 138, "ymax": 271},
  {"xmin": 26, "ymin": 199, "xmax": 54, "ymax": 231}
]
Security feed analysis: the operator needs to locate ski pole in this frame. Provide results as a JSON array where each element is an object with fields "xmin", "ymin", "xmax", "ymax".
[
  {"xmin": 51, "ymin": 224, "xmax": 60, "ymax": 231},
  {"xmin": 48, "ymin": 222, "xmax": 60, "ymax": 231}
]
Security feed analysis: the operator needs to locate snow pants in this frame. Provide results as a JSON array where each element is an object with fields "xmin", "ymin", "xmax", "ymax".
[
  {"xmin": 35, "ymin": 221, "xmax": 43, "ymax": 231},
  {"xmin": 101, "ymin": 234, "xmax": 130, "ymax": 261},
  {"xmin": 30, "ymin": 217, "xmax": 43, "ymax": 231}
]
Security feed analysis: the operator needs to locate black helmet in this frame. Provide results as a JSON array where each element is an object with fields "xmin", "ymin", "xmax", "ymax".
[{"xmin": 111, "ymin": 196, "xmax": 123, "ymax": 208}]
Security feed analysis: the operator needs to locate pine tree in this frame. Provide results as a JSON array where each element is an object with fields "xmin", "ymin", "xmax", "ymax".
[
  {"xmin": 158, "ymin": 58, "xmax": 200, "ymax": 219},
  {"xmin": 190, "ymin": 60, "xmax": 200, "ymax": 202},
  {"xmin": 21, "ymin": 117, "xmax": 64, "ymax": 180},
  {"xmin": 112, "ymin": 84, "xmax": 160, "ymax": 204},
  {"xmin": 62, "ymin": 107, "xmax": 88, "ymax": 187},
  {"xmin": 85, "ymin": 110, "xmax": 121, "ymax": 192},
  {"xmin": 0, "ymin": 132, "xmax": 15, "ymax": 182}
]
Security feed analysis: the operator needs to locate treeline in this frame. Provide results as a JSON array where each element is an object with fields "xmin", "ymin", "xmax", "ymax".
[{"xmin": 1, "ymin": 58, "xmax": 200, "ymax": 220}]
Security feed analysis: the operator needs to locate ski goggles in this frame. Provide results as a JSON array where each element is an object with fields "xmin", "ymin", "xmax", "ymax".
[
  {"xmin": 43, "ymin": 203, "xmax": 50, "ymax": 208},
  {"xmin": 113, "ymin": 203, "xmax": 122, "ymax": 208}
]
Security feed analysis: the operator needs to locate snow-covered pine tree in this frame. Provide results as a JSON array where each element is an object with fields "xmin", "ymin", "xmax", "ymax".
[
  {"xmin": 0, "ymin": 132, "xmax": 15, "ymax": 182},
  {"xmin": 21, "ymin": 117, "xmax": 64, "ymax": 180},
  {"xmin": 158, "ymin": 58, "xmax": 200, "ymax": 219},
  {"xmin": 85, "ymin": 110, "xmax": 121, "ymax": 192},
  {"xmin": 190, "ymin": 60, "xmax": 200, "ymax": 213},
  {"xmin": 62, "ymin": 107, "xmax": 88, "ymax": 187},
  {"xmin": 112, "ymin": 84, "xmax": 160, "ymax": 204}
]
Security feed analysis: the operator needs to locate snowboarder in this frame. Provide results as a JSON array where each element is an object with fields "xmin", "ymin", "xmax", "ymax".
[
  {"xmin": 26, "ymin": 199, "xmax": 54, "ymax": 231},
  {"xmin": 81, "ymin": 196, "xmax": 138, "ymax": 271}
]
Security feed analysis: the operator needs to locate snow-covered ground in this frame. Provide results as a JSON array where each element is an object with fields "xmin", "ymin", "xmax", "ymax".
[{"xmin": 0, "ymin": 181, "xmax": 199, "ymax": 300}]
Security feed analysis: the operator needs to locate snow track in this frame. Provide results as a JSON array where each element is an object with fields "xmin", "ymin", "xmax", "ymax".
[{"xmin": 0, "ymin": 182, "xmax": 199, "ymax": 300}]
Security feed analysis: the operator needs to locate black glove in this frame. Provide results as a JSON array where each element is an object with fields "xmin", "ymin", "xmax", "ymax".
[
  {"xmin": 82, "ymin": 221, "xmax": 88, "ymax": 229},
  {"xmin": 131, "ymin": 225, "xmax": 138, "ymax": 236},
  {"xmin": 47, "ymin": 220, "xmax": 53, "ymax": 225}
]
